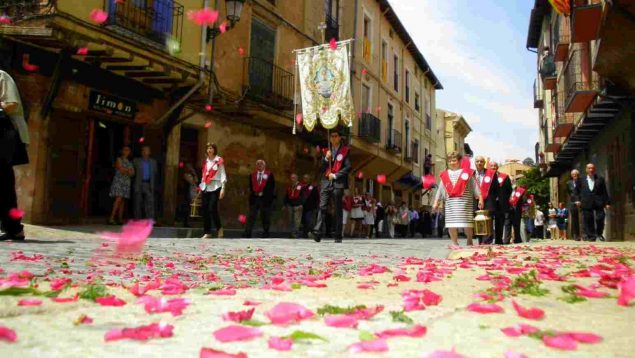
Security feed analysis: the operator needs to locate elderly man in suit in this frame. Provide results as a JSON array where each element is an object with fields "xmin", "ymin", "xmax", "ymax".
[
  {"xmin": 244, "ymin": 159, "xmax": 276, "ymax": 238},
  {"xmin": 474, "ymin": 156, "xmax": 499, "ymax": 244},
  {"xmin": 567, "ymin": 169, "xmax": 582, "ymax": 241},
  {"xmin": 133, "ymin": 145, "xmax": 159, "ymax": 220},
  {"xmin": 578, "ymin": 163, "xmax": 611, "ymax": 241}
]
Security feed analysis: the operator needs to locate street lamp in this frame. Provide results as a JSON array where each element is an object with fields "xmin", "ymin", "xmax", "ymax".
[{"xmin": 207, "ymin": 0, "xmax": 245, "ymax": 41}]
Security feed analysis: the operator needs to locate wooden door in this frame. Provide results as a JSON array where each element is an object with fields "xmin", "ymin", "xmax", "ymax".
[{"xmin": 47, "ymin": 111, "xmax": 88, "ymax": 223}]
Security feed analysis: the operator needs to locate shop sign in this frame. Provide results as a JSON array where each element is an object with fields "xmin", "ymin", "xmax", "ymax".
[{"xmin": 88, "ymin": 90, "xmax": 137, "ymax": 119}]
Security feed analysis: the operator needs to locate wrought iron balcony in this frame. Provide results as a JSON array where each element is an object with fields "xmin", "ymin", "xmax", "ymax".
[
  {"xmin": 107, "ymin": 0, "xmax": 184, "ymax": 46},
  {"xmin": 553, "ymin": 15, "xmax": 570, "ymax": 62},
  {"xmin": 386, "ymin": 129, "xmax": 402, "ymax": 153},
  {"xmin": 243, "ymin": 57, "xmax": 294, "ymax": 110},
  {"xmin": 540, "ymin": 53, "xmax": 557, "ymax": 90},
  {"xmin": 571, "ymin": 0, "xmax": 602, "ymax": 43},
  {"xmin": 324, "ymin": 14, "xmax": 339, "ymax": 41},
  {"xmin": 358, "ymin": 113, "xmax": 381, "ymax": 144},
  {"xmin": 533, "ymin": 79, "xmax": 544, "ymax": 108},
  {"xmin": 0, "ymin": 0, "xmax": 53, "ymax": 23},
  {"xmin": 563, "ymin": 49, "xmax": 598, "ymax": 113}
]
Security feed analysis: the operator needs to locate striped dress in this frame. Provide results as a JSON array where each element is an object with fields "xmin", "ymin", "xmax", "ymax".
[{"xmin": 434, "ymin": 169, "xmax": 481, "ymax": 228}]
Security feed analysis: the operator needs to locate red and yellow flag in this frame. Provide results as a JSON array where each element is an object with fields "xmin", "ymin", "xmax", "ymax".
[{"xmin": 548, "ymin": 0, "xmax": 571, "ymax": 16}]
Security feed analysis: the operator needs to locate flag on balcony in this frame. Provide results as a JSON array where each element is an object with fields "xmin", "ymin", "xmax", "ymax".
[
  {"xmin": 548, "ymin": 0, "xmax": 570, "ymax": 16},
  {"xmin": 295, "ymin": 40, "xmax": 354, "ymax": 132}
]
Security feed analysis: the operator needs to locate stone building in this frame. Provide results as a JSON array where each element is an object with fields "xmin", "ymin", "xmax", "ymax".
[
  {"xmin": 1, "ymin": 0, "xmax": 442, "ymax": 230},
  {"xmin": 526, "ymin": 0, "xmax": 634, "ymax": 241}
]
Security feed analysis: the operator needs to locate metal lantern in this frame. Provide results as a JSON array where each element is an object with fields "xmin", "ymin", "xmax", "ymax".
[
  {"xmin": 474, "ymin": 210, "xmax": 493, "ymax": 236},
  {"xmin": 190, "ymin": 191, "xmax": 202, "ymax": 218}
]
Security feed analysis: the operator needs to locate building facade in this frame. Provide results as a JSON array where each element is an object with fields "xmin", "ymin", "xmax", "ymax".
[
  {"xmin": 498, "ymin": 160, "xmax": 533, "ymax": 182},
  {"xmin": 526, "ymin": 0, "xmax": 634, "ymax": 241},
  {"xmin": 1, "ymin": 0, "xmax": 442, "ymax": 230}
]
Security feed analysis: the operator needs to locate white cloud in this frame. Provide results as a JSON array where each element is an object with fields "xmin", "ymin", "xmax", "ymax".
[
  {"xmin": 466, "ymin": 132, "xmax": 531, "ymax": 163},
  {"xmin": 463, "ymin": 94, "xmax": 537, "ymax": 128}
]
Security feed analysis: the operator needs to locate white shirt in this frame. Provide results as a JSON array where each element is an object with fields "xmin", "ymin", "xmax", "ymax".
[
  {"xmin": 534, "ymin": 210, "xmax": 544, "ymax": 226},
  {"xmin": 0, "ymin": 70, "xmax": 29, "ymax": 144},
  {"xmin": 257, "ymin": 170, "xmax": 265, "ymax": 184},
  {"xmin": 201, "ymin": 157, "xmax": 227, "ymax": 192},
  {"xmin": 587, "ymin": 176, "xmax": 595, "ymax": 191}
]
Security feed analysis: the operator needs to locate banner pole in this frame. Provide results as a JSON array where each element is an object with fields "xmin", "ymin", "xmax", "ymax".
[{"xmin": 292, "ymin": 52, "xmax": 298, "ymax": 135}]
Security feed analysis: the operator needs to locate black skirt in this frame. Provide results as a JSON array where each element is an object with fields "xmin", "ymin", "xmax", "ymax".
[{"xmin": 0, "ymin": 116, "xmax": 29, "ymax": 166}]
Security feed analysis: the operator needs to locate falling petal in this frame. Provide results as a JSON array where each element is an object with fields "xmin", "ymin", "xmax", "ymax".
[
  {"xmin": 139, "ymin": 137, "xmax": 145, "ymax": 143},
  {"xmin": 356, "ymin": 171, "xmax": 364, "ymax": 179},
  {"xmin": 89, "ymin": 9, "xmax": 109, "ymax": 24},
  {"xmin": 376, "ymin": 174, "xmax": 386, "ymax": 184},
  {"xmin": 361, "ymin": 68, "xmax": 368, "ymax": 76},
  {"xmin": 213, "ymin": 325, "xmax": 262, "ymax": 342},
  {"xmin": 76, "ymin": 47, "xmax": 89, "ymax": 55},
  {"xmin": 22, "ymin": 54, "xmax": 39, "ymax": 72},
  {"xmin": 98, "ymin": 219, "xmax": 154, "ymax": 256},
  {"xmin": 187, "ymin": 8, "xmax": 219, "ymax": 26},
  {"xmin": 8, "ymin": 208, "xmax": 24, "ymax": 220},
  {"xmin": 238, "ymin": 215, "xmax": 247, "ymax": 225},
  {"xmin": 219, "ymin": 21, "xmax": 228, "ymax": 33},
  {"xmin": 295, "ymin": 113, "xmax": 303, "ymax": 125},
  {"xmin": 238, "ymin": 47, "xmax": 245, "ymax": 56},
  {"xmin": 0, "ymin": 15, "xmax": 12, "ymax": 25},
  {"xmin": 422, "ymin": 175, "xmax": 436, "ymax": 189},
  {"xmin": 205, "ymin": 104, "xmax": 213, "ymax": 112},
  {"xmin": 329, "ymin": 38, "xmax": 338, "ymax": 50},
  {"xmin": 204, "ymin": 121, "xmax": 212, "ymax": 129}
]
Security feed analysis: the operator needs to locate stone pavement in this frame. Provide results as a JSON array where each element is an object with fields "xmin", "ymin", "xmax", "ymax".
[{"xmin": 0, "ymin": 224, "xmax": 634, "ymax": 358}]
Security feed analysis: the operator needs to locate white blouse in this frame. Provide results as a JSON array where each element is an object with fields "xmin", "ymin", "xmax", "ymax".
[{"xmin": 201, "ymin": 157, "xmax": 227, "ymax": 192}]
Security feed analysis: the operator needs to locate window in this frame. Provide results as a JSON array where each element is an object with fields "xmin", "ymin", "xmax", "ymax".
[
  {"xmin": 381, "ymin": 41, "xmax": 387, "ymax": 81},
  {"xmin": 405, "ymin": 70, "xmax": 410, "ymax": 103},
  {"xmin": 413, "ymin": 139, "xmax": 420, "ymax": 164},
  {"xmin": 404, "ymin": 119, "xmax": 410, "ymax": 157},
  {"xmin": 424, "ymin": 93, "xmax": 431, "ymax": 130},
  {"xmin": 393, "ymin": 54, "xmax": 399, "ymax": 92},
  {"xmin": 363, "ymin": 15, "xmax": 371, "ymax": 63},
  {"xmin": 362, "ymin": 84, "xmax": 371, "ymax": 113},
  {"xmin": 415, "ymin": 92, "xmax": 420, "ymax": 112},
  {"xmin": 388, "ymin": 103, "xmax": 394, "ymax": 144}
]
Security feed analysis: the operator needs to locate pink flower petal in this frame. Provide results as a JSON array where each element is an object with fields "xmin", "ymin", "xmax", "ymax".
[
  {"xmin": 499, "ymin": 324, "xmax": 539, "ymax": 337},
  {"xmin": 213, "ymin": 325, "xmax": 262, "ymax": 342},
  {"xmin": 219, "ymin": 21, "xmax": 228, "ymax": 33},
  {"xmin": 137, "ymin": 296, "xmax": 190, "ymax": 316},
  {"xmin": 76, "ymin": 47, "xmax": 89, "ymax": 55},
  {"xmin": 543, "ymin": 334, "xmax": 577, "ymax": 351},
  {"xmin": 89, "ymin": 9, "xmax": 109, "ymax": 24},
  {"xmin": 51, "ymin": 294, "xmax": 79, "ymax": 303},
  {"xmin": 466, "ymin": 303, "xmax": 504, "ymax": 314},
  {"xmin": 376, "ymin": 325, "xmax": 427, "ymax": 339},
  {"xmin": 0, "ymin": 15, "xmax": 12, "ymax": 25},
  {"xmin": 265, "ymin": 302, "xmax": 315, "ymax": 325},
  {"xmin": 105, "ymin": 322, "xmax": 173, "ymax": 342},
  {"xmin": 0, "ymin": 326, "xmax": 17, "ymax": 343},
  {"xmin": 511, "ymin": 300, "xmax": 544, "ymax": 320},
  {"xmin": 50, "ymin": 277, "xmax": 72, "ymax": 291},
  {"xmin": 98, "ymin": 219, "xmax": 154, "ymax": 256},
  {"xmin": 161, "ymin": 276, "xmax": 189, "ymax": 295},
  {"xmin": 223, "ymin": 308, "xmax": 255, "ymax": 322},
  {"xmin": 426, "ymin": 349, "xmax": 467, "ymax": 358},
  {"xmin": 295, "ymin": 113, "xmax": 303, "ymax": 125},
  {"xmin": 504, "ymin": 352, "xmax": 529, "ymax": 358},
  {"xmin": 564, "ymin": 332, "xmax": 603, "ymax": 344},
  {"xmin": 329, "ymin": 38, "xmax": 338, "ymax": 50},
  {"xmin": 8, "ymin": 208, "xmax": 24, "ymax": 220},
  {"xmin": 95, "ymin": 295, "xmax": 126, "ymax": 307},
  {"xmin": 348, "ymin": 339, "xmax": 388, "ymax": 353},
  {"xmin": 18, "ymin": 299, "xmax": 42, "ymax": 306},
  {"xmin": 325, "ymin": 314, "xmax": 358, "ymax": 328},
  {"xmin": 187, "ymin": 8, "xmax": 219, "ymax": 26},
  {"xmin": 75, "ymin": 314, "xmax": 93, "ymax": 325},
  {"xmin": 243, "ymin": 300, "xmax": 262, "ymax": 306},
  {"xmin": 209, "ymin": 288, "xmax": 237, "ymax": 296},
  {"xmin": 200, "ymin": 348, "xmax": 248, "ymax": 358},
  {"xmin": 349, "ymin": 305, "xmax": 384, "ymax": 320},
  {"xmin": 268, "ymin": 336, "xmax": 293, "ymax": 351},
  {"xmin": 618, "ymin": 276, "xmax": 635, "ymax": 306}
]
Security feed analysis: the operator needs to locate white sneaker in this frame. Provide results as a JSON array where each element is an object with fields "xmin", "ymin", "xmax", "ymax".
[{"xmin": 201, "ymin": 234, "xmax": 213, "ymax": 239}]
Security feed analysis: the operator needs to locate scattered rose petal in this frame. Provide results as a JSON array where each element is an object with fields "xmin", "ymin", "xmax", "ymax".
[
  {"xmin": 137, "ymin": 296, "xmax": 190, "ymax": 316},
  {"xmin": 243, "ymin": 300, "xmax": 262, "ymax": 306},
  {"xmin": 511, "ymin": 300, "xmax": 544, "ymax": 320},
  {"xmin": 74, "ymin": 314, "xmax": 93, "ymax": 325},
  {"xmin": 349, "ymin": 339, "xmax": 388, "ymax": 353},
  {"xmin": 161, "ymin": 276, "xmax": 188, "ymax": 295},
  {"xmin": 325, "ymin": 314, "xmax": 358, "ymax": 328},
  {"xmin": 18, "ymin": 299, "xmax": 42, "ymax": 306},
  {"xmin": 213, "ymin": 325, "xmax": 262, "ymax": 342},
  {"xmin": 89, "ymin": 9, "xmax": 109, "ymax": 24},
  {"xmin": 50, "ymin": 277, "xmax": 72, "ymax": 291},
  {"xmin": 564, "ymin": 332, "xmax": 603, "ymax": 344},
  {"xmin": 200, "ymin": 347, "xmax": 248, "ymax": 358},
  {"xmin": 223, "ymin": 308, "xmax": 255, "ymax": 322},
  {"xmin": 209, "ymin": 288, "xmax": 237, "ymax": 296},
  {"xmin": 95, "ymin": 295, "xmax": 127, "ymax": 307},
  {"xmin": 105, "ymin": 322, "xmax": 174, "ymax": 342},
  {"xmin": 618, "ymin": 276, "xmax": 635, "ymax": 306},
  {"xmin": 349, "ymin": 305, "xmax": 384, "ymax": 320},
  {"xmin": 543, "ymin": 334, "xmax": 577, "ymax": 351},
  {"xmin": 0, "ymin": 326, "xmax": 17, "ymax": 343},
  {"xmin": 426, "ymin": 349, "xmax": 467, "ymax": 358},
  {"xmin": 268, "ymin": 336, "xmax": 293, "ymax": 351},
  {"xmin": 500, "ymin": 324, "xmax": 539, "ymax": 337},
  {"xmin": 51, "ymin": 294, "xmax": 79, "ymax": 303},
  {"xmin": 98, "ymin": 219, "xmax": 154, "ymax": 256},
  {"xmin": 504, "ymin": 352, "xmax": 528, "ymax": 358},
  {"xmin": 466, "ymin": 303, "xmax": 504, "ymax": 314},
  {"xmin": 265, "ymin": 302, "xmax": 315, "ymax": 325},
  {"xmin": 376, "ymin": 325, "xmax": 427, "ymax": 339}
]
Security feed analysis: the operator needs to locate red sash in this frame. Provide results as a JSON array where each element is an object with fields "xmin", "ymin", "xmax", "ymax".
[
  {"xmin": 325, "ymin": 146, "xmax": 350, "ymax": 177},
  {"xmin": 497, "ymin": 172, "xmax": 509, "ymax": 186},
  {"xmin": 343, "ymin": 196, "xmax": 353, "ymax": 211},
  {"xmin": 526, "ymin": 194, "xmax": 535, "ymax": 206},
  {"xmin": 251, "ymin": 171, "xmax": 271, "ymax": 194},
  {"xmin": 201, "ymin": 157, "xmax": 224, "ymax": 184},
  {"xmin": 440, "ymin": 169, "xmax": 472, "ymax": 198},
  {"xmin": 303, "ymin": 184, "xmax": 316, "ymax": 199},
  {"xmin": 287, "ymin": 183, "xmax": 303, "ymax": 200},
  {"xmin": 509, "ymin": 186, "xmax": 526, "ymax": 207},
  {"xmin": 352, "ymin": 196, "xmax": 363, "ymax": 208},
  {"xmin": 477, "ymin": 169, "xmax": 496, "ymax": 201}
]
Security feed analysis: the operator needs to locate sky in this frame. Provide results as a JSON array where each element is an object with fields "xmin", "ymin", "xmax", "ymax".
[{"xmin": 390, "ymin": 0, "xmax": 538, "ymax": 163}]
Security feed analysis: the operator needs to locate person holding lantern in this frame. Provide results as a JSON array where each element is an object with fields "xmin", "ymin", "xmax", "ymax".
[
  {"xmin": 199, "ymin": 143, "xmax": 226, "ymax": 239},
  {"xmin": 506, "ymin": 184, "xmax": 527, "ymax": 244},
  {"xmin": 309, "ymin": 128, "xmax": 351, "ymax": 243},
  {"xmin": 432, "ymin": 152, "xmax": 484, "ymax": 247}
]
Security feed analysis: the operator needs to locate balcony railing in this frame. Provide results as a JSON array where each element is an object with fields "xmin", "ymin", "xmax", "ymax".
[
  {"xmin": 407, "ymin": 141, "xmax": 419, "ymax": 163},
  {"xmin": 553, "ymin": 15, "xmax": 570, "ymax": 62},
  {"xmin": 571, "ymin": 0, "xmax": 602, "ymax": 43},
  {"xmin": 554, "ymin": 78, "xmax": 576, "ymax": 138},
  {"xmin": 107, "ymin": 0, "xmax": 184, "ymax": 46},
  {"xmin": 563, "ymin": 49, "xmax": 598, "ymax": 113},
  {"xmin": 358, "ymin": 113, "xmax": 381, "ymax": 144},
  {"xmin": 540, "ymin": 53, "xmax": 557, "ymax": 90},
  {"xmin": 534, "ymin": 79, "xmax": 544, "ymax": 108},
  {"xmin": 325, "ymin": 14, "xmax": 339, "ymax": 41},
  {"xmin": 386, "ymin": 129, "xmax": 402, "ymax": 153},
  {"xmin": 243, "ymin": 57, "xmax": 294, "ymax": 110},
  {"xmin": 0, "ymin": 0, "xmax": 53, "ymax": 22}
]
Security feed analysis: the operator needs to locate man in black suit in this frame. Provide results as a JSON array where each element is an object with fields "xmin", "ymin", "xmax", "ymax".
[
  {"xmin": 244, "ymin": 159, "xmax": 276, "ymax": 238},
  {"xmin": 567, "ymin": 169, "xmax": 582, "ymax": 241},
  {"xmin": 490, "ymin": 161, "xmax": 512, "ymax": 245},
  {"xmin": 309, "ymin": 128, "xmax": 352, "ymax": 243},
  {"xmin": 507, "ymin": 185, "xmax": 527, "ymax": 244},
  {"xmin": 578, "ymin": 163, "xmax": 611, "ymax": 241},
  {"xmin": 474, "ymin": 156, "xmax": 499, "ymax": 244}
]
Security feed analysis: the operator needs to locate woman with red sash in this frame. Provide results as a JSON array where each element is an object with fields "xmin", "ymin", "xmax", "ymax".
[
  {"xmin": 199, "ymin": 143, "xmax": 227, "ymax": 239},
  {"xmin": 432, "ymin": 152, "xmax": 484, "ymax": 246}
]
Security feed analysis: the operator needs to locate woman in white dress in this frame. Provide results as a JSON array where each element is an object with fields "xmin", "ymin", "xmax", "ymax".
[
  {"xmin": 349, "ymin": 188, "xmax": 364, "ymax": 237},
  {"xmin": 432, "ymin": 152, "xmax": 484, "ymax": 246},
  {"xmin": 547, "ymin": 202, "xmax": 558, "ymax": 240},
  {"xmin": 199, "ymin": 143, "xmax": 227, "ymax": 239},
  {"xmin": 363, "ymin": 193, "xmax": 376, "ymax": 239}
]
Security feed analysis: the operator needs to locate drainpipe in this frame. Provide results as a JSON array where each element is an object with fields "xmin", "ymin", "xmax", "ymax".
[
  {"xmin": 207, "ymin": 0, "xmax": 219, "ymax": 105},
  {"xmin": 350, "ymin": 0, "xmax": 359, "ymax": 147},
  {"xmin": 155, "ymin": 0, "xmax": 209, "ymax": 125}
]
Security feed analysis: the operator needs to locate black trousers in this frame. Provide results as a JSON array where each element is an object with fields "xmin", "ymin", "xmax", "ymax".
[
  {"xmin": 245, "ymin": 196, "xmax": 271, "ymax": 237},
  {"xmin": 301, "ymin": 208, "xmax": 316, "ymax": 237},
  {"xmin": 202, "ymin": 189, "xmax": 222, "ymax": 234},
  {"xmin": 569, "ymin": 204, "xmax": 581, "ymax": 238},
  {"xmin": 504, "ymin": 210, "xmax": 522, "ymax": 244},
  {"xmin": 313, "ymin": 184, "xmax": 343, "ymax": 239},
  {"xmin": 494, "ymin": 211, "xmax": 505, "ymax": 245},
  {"xmin": 582, "ymin": 208, "xmax": 605, "ymax": 240},
  {"xmin": 0, "ymin": 162, "xmax": 23, "ymax": 235}
]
